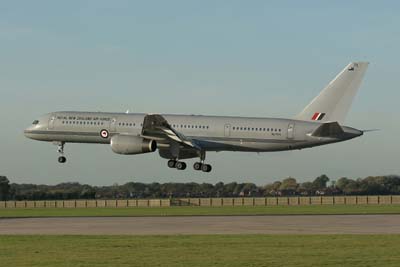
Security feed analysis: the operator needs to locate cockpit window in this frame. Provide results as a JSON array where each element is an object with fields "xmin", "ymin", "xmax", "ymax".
[{"xmin": 32, "ymin": 120, "xmax": 39, "ymax": 125}]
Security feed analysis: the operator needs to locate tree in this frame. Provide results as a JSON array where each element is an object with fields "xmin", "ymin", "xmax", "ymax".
[
  {"xmin": 336, "ymin": 177, "xmax": 352, "ymax": 192},
  {"xmin": 299, "ymin": 182, "xmax": 314, "ymax": 195},
  {"xmin": 342, "ymin": 180, "xmax": 360, "ymax": 195},
  {"xmin": 241, "ymin": 183, "xmax": 257, "ymax": 196},
  {"xmin": 0, "ymin": 176, "xmax": 10, "ymax": 201},
  {"xmin": 279, "ymin": 177, "xmax": 298, "ymax": 195},
  {"xmin": 312, "ymin": 175, "xmax": 330, "ymax": 190}
]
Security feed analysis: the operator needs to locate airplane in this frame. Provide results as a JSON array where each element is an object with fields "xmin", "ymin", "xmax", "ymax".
[{"xmin": 24, "ymin": 62, "xmax": 369, "ymax": 173}]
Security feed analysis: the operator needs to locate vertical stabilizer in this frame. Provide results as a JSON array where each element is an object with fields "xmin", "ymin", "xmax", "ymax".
[{"xmin": 295, "ymin": 62, "xmax": 369, "ymax": 124}]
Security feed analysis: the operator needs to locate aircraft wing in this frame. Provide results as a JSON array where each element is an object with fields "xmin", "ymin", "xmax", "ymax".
[{"xmin": 141, "ymin": 114, "xmax": 201, "ymax": 150}]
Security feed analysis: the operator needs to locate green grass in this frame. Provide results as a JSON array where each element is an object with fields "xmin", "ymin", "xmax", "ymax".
[
  {"xmin": 1, "ymin": 235, "xmax": 400, "ymax": 267},
  {"xmin": 0, "ymin": 205, "xmax": 400, "ymax": 218}
]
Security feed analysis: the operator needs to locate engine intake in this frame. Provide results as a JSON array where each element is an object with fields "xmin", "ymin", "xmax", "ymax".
[{"xmin": 110, "ymin": 135, "xmax": 157, "ymax": 155}]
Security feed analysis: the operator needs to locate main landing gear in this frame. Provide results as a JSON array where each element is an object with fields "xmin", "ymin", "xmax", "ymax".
[
  {"xmin": 193, "ymin": 150, "xmax": 212, "ymax": 172},
  {"xmin": 193, "ymin": 162, "xmax": 212, "ymax": 172},
  {"xmin": 56, "ymin": 142, "xmax": 67, "ymax": 163},
  {"xmin": 167, "ymin": 159, "xmax": 186, "ymax": 170},
  {"xmin": 167, "ymin": 151, "xmax": 212, "ymax": 172}
]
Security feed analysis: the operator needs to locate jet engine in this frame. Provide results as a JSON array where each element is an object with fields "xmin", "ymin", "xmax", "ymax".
[{"xmin": 110, "ymin": 135, "xmax": 157, "ymax": 155}]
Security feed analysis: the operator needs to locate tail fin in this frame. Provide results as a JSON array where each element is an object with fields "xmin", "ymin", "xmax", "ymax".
[{"xmin": 295, "ymin": 62, "xmax": 369, "ymax": 124}]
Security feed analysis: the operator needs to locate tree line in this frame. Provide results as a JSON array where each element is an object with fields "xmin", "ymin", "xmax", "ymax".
[{"xmin": 0, "ymin": 175, "xmax": 399, "ymax": 201}]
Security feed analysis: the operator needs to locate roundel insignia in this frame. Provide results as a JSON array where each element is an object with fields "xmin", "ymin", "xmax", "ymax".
[{"xmin": 100, "ymin": 129, "xmax": 109, "ymax": 139}]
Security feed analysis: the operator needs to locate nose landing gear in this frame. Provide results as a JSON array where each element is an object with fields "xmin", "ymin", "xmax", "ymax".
[{"xmin": 56, "ymin": 142, "xmax": 67, "ymax": 164}]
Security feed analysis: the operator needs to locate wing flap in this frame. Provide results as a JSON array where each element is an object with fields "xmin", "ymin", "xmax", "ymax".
[{"xmin": 141, "ymin": 114, "xmax": 200, "ymax": 149}]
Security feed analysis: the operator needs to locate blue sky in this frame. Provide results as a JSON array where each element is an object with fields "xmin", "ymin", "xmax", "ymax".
[{"xmin": 1, "ymin": 1, "xmax": 399, "ymax": 185}]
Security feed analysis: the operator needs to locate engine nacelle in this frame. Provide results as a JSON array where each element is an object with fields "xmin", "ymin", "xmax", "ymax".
[{"xmin": 110, "ymin": 135, "xmax": 157, "ymax": 155}]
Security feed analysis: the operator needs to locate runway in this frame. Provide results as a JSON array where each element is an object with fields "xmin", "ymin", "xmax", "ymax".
[{"xmin": 1, "ymin": 215, "xmax": 399, "ymax": 235}]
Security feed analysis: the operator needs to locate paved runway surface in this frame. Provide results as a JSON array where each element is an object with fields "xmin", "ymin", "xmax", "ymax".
[{"xmin": 1, "ymin": 215, "xmax": 400, "ymax": 235}]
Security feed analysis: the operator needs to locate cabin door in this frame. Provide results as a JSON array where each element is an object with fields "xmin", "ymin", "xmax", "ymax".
[
  {"xmin": 287, "ymin": 123, "xmax": 295, "ymax": 139},
  {"xmin": 48, "ymin": 115, "xmax": 55, "ymax": 129},
  {"xmin": 224, "ymin": 124, "xmax": 231, "ymax": 137},
  {"xmin": 110, "ymin": 118, "xmax": 117, "ymax": 132}
]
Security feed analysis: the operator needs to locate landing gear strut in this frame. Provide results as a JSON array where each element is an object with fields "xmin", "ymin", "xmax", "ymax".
[
  {"xmin": 193, "ymin": 150, "xmax": 212, "ymax": 172},
  {"xmin": 56, "ymin": 142, "xmax": 66, "ymax": 163}
]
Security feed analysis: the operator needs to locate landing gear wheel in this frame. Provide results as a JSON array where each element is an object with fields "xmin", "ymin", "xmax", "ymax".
[
  {"xmin": 201, "ymin": 164, "xmax": 212, "ymax": 172},
  {"xmin": 176, "ymin": 161, "xmax": 187, "ymax": 170},
  {"xmin": 193, "ymin": 162, "xmax": 203, "ymax": 171},
  {"xmin": 58, "ymin": 156, "xmax": 67, "ymax": 163},
  {"xmin": 167, "ymin": 160, "xmax": 177, "ymax": 168}
]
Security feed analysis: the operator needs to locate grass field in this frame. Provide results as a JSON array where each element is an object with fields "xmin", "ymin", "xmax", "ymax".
[
  {"xmin": 0, "ymin": 205, "xmax": 400, "ymax": 218},
  {"xmin": 0, "ymin": 235, "xmax": 399, "ymax": 267}
]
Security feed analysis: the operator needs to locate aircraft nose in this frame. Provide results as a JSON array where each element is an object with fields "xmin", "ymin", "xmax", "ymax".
[{"xmin": 24, "ymin": 126, "xmax": 36, "ymax": 139}]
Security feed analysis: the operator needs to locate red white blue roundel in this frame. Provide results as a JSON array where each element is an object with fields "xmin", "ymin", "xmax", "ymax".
[{"xmin": 100, "ymin": 129, "xmax": 109, "ymax": 138}]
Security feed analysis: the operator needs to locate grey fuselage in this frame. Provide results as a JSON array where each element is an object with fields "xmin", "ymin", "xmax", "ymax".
[{"xmin": 24, "ymin": 111, "xmax": 363, "ymax": 157}]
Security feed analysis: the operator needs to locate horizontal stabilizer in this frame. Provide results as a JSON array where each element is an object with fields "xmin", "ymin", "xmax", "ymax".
[{"xmin": 311, "ymin": 122, "xmax": 344, "ymax": 138}]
